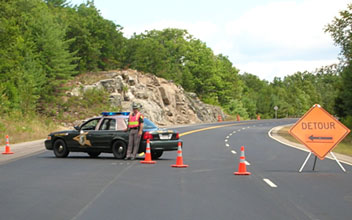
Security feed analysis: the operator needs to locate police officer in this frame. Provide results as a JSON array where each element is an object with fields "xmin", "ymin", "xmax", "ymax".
[{"xmin": 125, "ymin": 103, "xmax": 144, "ymax": 160}]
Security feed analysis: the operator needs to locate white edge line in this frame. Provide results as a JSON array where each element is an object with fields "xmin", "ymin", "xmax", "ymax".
[
  {"xmin": 231, "ymin": 150, "xmax": 237, "ymax": 154},
  {"xmin": 263, "ymin": 178, "xmax": 277, "ymax": 188},
  {"xmin": 268, "ymin": 126, "xmax": 352, "ymax": 167},
  {"xmin": 225, "ymin": 144, "xmax": 229, "ymax": 147},
  {"xmin": 245, "ymin": 161, "xmax": 250, "ymax": 166},
  {"xmin": 225, "ymin": 139, "xmax": 228, "ymax": 142}
]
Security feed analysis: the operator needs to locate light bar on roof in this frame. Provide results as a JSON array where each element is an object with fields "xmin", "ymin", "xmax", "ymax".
[{"xmin": 101, "ymin": 112, "xmax": 130, "ymax": 116}]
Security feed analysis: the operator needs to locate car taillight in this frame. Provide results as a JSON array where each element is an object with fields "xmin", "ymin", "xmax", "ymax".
[
  {"xmin": 143, "ymin": 132, "xmax": 153, "ymax": 140},
  {"xmin": 176, "ymin": 133, "xmax": 179, "ymax": 139}
]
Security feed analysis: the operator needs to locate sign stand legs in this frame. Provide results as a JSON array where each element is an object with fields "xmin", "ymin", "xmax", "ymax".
[
  {"xmin": 330, "ymin": 152, "xmax": 346, "ymax": 173},
  {"xmin": 299, "ymin": 152, "xmax": 312, "ymax": 173},
  {"xmin": 299, "ymin": 151, "xmax": 346, "ymax": 173},
  {"xmin": 312, "ymin": 156, "xmax": 317, "ymax": 171}
]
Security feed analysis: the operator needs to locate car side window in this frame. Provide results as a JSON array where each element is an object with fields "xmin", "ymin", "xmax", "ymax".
[
  {"xmin": 99, "ymin": 119, "xmax": 117, "ymax": 130},
  {"xmin": 109, "ymin": 119, "xmax": 116, "ymax": 130},
  {"xmin": 81, "ymin": 118, "xmax": 100, "ymax": 131},
  {"xmin": 116, "ymin": 118, "xmax": 127, "ymax": 131},
  {"xmin": 100, "ymin": 119, "xmax": 109, "ymax": 130}
]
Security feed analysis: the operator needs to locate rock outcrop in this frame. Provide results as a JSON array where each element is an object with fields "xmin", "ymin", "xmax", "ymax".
[{"xmin": 67, "ymin": 69, "xmax": 225, "ymax": 126}]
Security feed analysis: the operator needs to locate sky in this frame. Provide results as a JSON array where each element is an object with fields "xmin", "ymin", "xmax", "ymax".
[{"xmin": 69, "ymin": 0, "xmax": 350, "ymax": 81}]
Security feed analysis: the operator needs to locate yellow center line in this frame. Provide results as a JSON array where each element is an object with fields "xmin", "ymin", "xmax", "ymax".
[{"xmin": 179, "ymin": 122, "xmax": 255, "ymax": 137}]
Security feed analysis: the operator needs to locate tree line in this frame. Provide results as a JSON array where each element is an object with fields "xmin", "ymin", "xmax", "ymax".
[{"xmin": 0, "ymin": 0, "xmax": 351, "ymax": 127}]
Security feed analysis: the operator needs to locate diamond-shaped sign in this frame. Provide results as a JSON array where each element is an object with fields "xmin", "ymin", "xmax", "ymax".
[{"xmin": 289, "ymin": 104, "xmax": 350, "ymax": 160}]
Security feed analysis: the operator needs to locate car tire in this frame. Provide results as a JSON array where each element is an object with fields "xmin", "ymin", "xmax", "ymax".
[
  {"xmin": 152, "ymin": 150, "xmax": 163, "ymax": 159},
  {"xmin": 53, "ymin": 139, "xmax": 69, "ymax": 158},
  {"xmin": 87, "ymin": 152, "xmax": 101, "ymax": 158},
  {"xmin": 112, "ymin": 140, "xmax": 127, "ymax": 159}
]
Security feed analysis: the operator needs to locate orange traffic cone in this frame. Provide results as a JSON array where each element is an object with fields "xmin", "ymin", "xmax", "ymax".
[
  {"xmin": 140, "ymin": 139, "xmax": 156, "ymax": 164},
  {"xmin": 257, "ymin": 115, "xmax": 260, "ymax": 120},
  {"xmin": 236, "ymin": 114, "xmax": 240, "ymax": 121},
  {"xmin": 2, "ymin": 135, "xmax": 14, "ymax": 155},
  {"xmin": 218, "ymin": 115, "xmax": 222, "ymax": 122},
  {"xmin": 171, "ymin": 142, "xmax": 188, "ymax": 168},
  {"xmin": 234, "ymin": 146, "xmax": 250, "ymax": 175}
]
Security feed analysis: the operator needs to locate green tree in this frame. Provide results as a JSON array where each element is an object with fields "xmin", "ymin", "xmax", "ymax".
[
  {"xmin": 66, "ymin": 1, "xmax": 125, "ymax": 72},
  {"xmin": 239, "ymin": 73, "xmax": 267, "ymax": 117},
  {"xmin": 45, "ymin": 0, "xmax": 70, "ymax": 8},
  {"xmin": 270, "ymin": 78, "xmax": 290, "ymax": 118},
  {"xmin": 226, "ymin": 99, "xmax": 249, "ymax": 119},
  {"xmin": 325, "ymin": 3, "xmax": 352, "ymax": 127},
  {"xmin": 313, "ymin": 65, "xmax": 340, "ymax": 114},
  {"xmin": 214, "ymin": 54, "xmax": 242, "ymax": 106},
  {"xmin": 125, "ymin": 29, "xmax": 191, "ymax": 83},
  {"xmin": 0, "ymin": 1, "xmax": 46, "ymax": 112},
  {"xmin": 0, "ymin": 0, "xmax": 77, "ymax": 114},
  {"xmin": 125, "ymin": 28, "xmax": 243, "ymax": 107}
]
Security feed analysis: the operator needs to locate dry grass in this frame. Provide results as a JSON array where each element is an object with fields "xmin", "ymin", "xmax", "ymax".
[
  {"xmin": 278, "ymin": 125, "xmax": 352, "ymax": 157},
  {"xmin": 0, "ymin": 86, "xmax": 118, "ymax": 146},
  {"xmin": 277, "ymin": 125, "xmax": 300, "ymax": 143},
  {"xmin": 0, "ymin": 75, "xmax": 122, "ymax": 146},
  {"xmin": 0, "ymin": 115, "xmax": 66, "ymax": 146}
]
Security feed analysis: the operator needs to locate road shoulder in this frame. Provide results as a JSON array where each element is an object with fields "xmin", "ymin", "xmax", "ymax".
[{"xmin": 0, "ymin": 139, "xmax": 46, "ymax": 165}]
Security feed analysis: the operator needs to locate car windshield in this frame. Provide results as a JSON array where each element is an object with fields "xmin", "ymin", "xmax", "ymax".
[
  {"xmin": 143, "ymin": 118, "xmax": 157, "ymax": 129},
  {"xmin": 81, "ymin": 118, "xmax": 100, "ymax": 130}
]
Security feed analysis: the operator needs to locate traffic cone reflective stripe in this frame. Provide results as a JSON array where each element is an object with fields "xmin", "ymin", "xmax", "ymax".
[
  {"xmin": 234, "ymin": 146, "xmax": 250, "ymax": 175},
  {"xmin": 140, "ymin": 139, "xmax": 156, "ymax": 164},
  {"xmin": 171, "ymin": 142, "xmax": 188, "ymax": 168},
  {"xmin": 2, "ymin": 135, "xmax": 14, "ymax": 155}
]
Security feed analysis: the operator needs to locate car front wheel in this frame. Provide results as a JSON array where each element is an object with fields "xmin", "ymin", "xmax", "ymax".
[
  {"xmin": 53, "ymin": 139, "xmax": 69, "ymax": 158},
  {"xmin": 112, "ymin": 140, "xmax": 127, "ymax": 159}
]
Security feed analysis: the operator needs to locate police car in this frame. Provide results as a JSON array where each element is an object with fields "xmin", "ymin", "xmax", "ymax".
[{"xmin": 44, "ymin": 112, "xmax": 182, "ymax": 159}]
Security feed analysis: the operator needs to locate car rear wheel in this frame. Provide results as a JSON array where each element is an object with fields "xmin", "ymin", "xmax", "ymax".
[
  {"xmin": 112, "ymin": 140, "xmax": 127, "ymax": 159},
  {"xmin": 87, "ymin": 152, "xmax": 101, "ymax": 158},
  {"xmin": 53, "ymin": 139, "xmax": 69, "ymax": 158},
  {"xmin": 152, "ymin": 150, "xmax": 163, "ymax": 159}
]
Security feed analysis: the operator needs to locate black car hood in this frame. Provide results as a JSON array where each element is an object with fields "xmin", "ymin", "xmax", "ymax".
[{"xmin": 50, "ymin": 130, "xmax": 76, "ymax": 136}]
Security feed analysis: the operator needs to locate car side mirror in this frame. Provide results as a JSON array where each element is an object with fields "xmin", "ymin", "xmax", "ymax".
[{"xmin": 74, "ymin": 126, "xmax": 80, "ymax": 131}]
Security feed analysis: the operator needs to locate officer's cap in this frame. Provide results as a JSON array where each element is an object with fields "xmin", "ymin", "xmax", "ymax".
[{"xmin": 132, "ymin": 103, "xmax": 139, "ymax": 109}]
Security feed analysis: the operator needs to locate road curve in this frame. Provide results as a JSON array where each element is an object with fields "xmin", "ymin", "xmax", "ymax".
[{"xmin": 0, "ymin": 119, "xmax": 351, "ymax": 220}]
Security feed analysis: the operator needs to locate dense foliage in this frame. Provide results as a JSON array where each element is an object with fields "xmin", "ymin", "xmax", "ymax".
[
  {"xmin": 0, "ymin": 0, "xmax": 351, "ymax": 128},
  {"xmin": 125, "ymin": 29, "xmax": 242, "ymax": 107},
  {"xmin": 325, "ymin": 4, "xmax": 352, "ymax": 127}
]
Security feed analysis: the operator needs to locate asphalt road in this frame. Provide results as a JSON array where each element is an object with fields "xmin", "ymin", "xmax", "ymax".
[{"xmin": 1, "ymin": 119, "xmax": 352, "ymax": 220}]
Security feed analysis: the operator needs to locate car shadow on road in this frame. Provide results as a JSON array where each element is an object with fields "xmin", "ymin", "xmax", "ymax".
[{"xmin": 38, "ymin": 155, "xmax": 173, "ymax": 161}]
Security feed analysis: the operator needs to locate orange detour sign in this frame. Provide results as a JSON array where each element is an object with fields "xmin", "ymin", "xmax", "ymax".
[{"xmin": 289, "ymin": 104, "xmax": 350, "ymax": 160}]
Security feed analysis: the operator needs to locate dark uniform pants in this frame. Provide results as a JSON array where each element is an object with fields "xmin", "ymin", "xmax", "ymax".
[{"xmin": 127, "ymin": 128, "xmax": 141, "ymax": 158}]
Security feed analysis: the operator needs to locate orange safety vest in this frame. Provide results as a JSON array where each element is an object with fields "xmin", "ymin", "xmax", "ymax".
[{"xmin": 128, "ymin": 112, "xmax": 142, "ymax": 128}]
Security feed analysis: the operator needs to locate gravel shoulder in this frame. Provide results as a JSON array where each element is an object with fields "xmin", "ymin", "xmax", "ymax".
[{"xmin": 0, "ymin": 139, "xmax": 46, "ymax": 165}]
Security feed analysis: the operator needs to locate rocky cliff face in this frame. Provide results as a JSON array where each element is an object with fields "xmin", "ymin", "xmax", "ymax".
[{"xmin": 68, "ymin": 69, "xmax": 225, "ymax": 126}]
